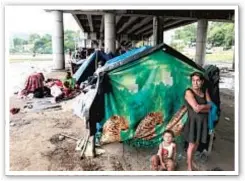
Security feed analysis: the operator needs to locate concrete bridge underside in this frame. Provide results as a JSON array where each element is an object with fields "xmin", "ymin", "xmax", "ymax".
[{"xmin": 46, "ymin": 9, "xmax": 234, "ymax": 70}]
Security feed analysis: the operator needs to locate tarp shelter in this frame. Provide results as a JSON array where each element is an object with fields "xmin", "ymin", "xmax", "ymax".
[
  {"xmin": 72, "ymin": 50, "xmax": 115, "ymax": 85},
  {"xmin": 74, "ymin": 43, "xmax": 213, "ymax": 148}
]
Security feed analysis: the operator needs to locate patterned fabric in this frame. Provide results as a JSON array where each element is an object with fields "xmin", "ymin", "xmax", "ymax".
[
  {"xmin": 21, "ymin": 73, "xmax": 44, "ymax": 96},
  {"xmin": 99, "ymin": 49, "xmax": 203, "ymax": 147},
  {"xmin": 100, "ymin": 115, "xmax": 129, "ymax": 144}
]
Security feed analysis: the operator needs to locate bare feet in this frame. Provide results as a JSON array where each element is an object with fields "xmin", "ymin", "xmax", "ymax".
[
  {"xmin": 192, "ymin": 161, "xmax": 199, "ymax": 170},
  {"xmin": 186, "ymin": 161, "xmax": 199, "ymax": 171}
]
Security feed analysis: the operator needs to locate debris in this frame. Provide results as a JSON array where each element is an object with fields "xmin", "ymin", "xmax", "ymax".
[
  {"xmin": 58, "ymin": 135, "xmax": 65, "ymax": 141},
  {"xmin": 95, "ymin": 148, "xmax": 105, "ymax": 156},
  {"xmin": 80, "ymin": 131, "xmax": 90, "ymax": 159},
  {"xmin": 208, "ymin": 167, "xmax": 224, "ymax": 171},
  {"xmin": 10, "ymin": 122, "xmax": 16, "ymax": 126},
  {"xmin": 84, "ymin": 136, "xmax": 95, "ymax": 157},
  {"xmin": 76, "ymin": 137, "xmax": 85, "ymax": 151},
  {"xmin": 42, "ymin": 105, "xmax": 62, "ymax": 110},
  {"xmin": 24, "ymin": 104, "xmax": 33, "ymax": 109},
  {"xmin": 27, "ymin": 93, "xmax": 34, "ymax": 99},
  {"xmin": 28, "ymin": 105, "xmax": 33, "ymax": 109},
  {"xmin": 50, "ymin": 134, "xmax": 64, "ymax": 144},
  {"xmin": 225, "ymin": 117, "xmax": 230, "ymax": 121},
  {"xmin": 10, "ymin": 108, "xmax": 20, "ymax": 115},
  {"xmin": 60, "ymin": 133, "xmax": 78, "ymax": 141}
]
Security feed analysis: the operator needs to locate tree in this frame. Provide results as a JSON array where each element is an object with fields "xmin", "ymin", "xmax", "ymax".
[
  {"xmin": 13, "ymin": 38, "xmax": 28, "ymax": 46},
  {"xmin": 29, "ymin": 34, "xmax": 41, "ymax": 44},
  {"xmin": 207, "ymin": 22, "xmax": 234, "ymax": 48},
  {"xmin": 174, "ymin": 23, "xmax": 197, "ymax": 45},
  {"xmin": 64, "ymin": 30, "xmax": 79, "ymax": 52},
  {"xmin": 171, "ymin": 21, "xmax": 235, "ymax": 50},
  {"xmin": 10, "ymin": 30, "xmax": 80, "ymax": 54}
]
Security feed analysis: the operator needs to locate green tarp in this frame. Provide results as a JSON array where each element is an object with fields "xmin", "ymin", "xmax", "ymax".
[{"xmin": 100, "ymin": 47, "xmax": 203, "ymax": 147}]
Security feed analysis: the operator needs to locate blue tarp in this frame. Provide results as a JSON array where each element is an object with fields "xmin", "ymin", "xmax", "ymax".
[
  {"xmin": 72, "ymin": 51, "xmax": 115, "ymax": 84},
  {"xmin": 73, "ymin": 46, "xmax": 152, "ymax": 84},
  {"xmin": 105, "ymin": 46, "xmax": 151, "ymax": 65},
  {"xmin": 72, "ymin": 53, "xmax": 96, "ymax": 83}
]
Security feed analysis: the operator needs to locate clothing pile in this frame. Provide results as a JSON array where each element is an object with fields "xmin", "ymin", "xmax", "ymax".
[{"xmin": 19, "ymin": 72, "xmax": 51, "ymax": 99}]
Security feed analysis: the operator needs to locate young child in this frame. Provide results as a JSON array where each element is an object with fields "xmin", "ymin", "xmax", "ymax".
[
  {"xmin": 151, "ymin": 130, "xmax": 177, "ymax": 171},
  {"xmin": 63, "ymin": 72, "xmax": 76, "ymax": 90}
]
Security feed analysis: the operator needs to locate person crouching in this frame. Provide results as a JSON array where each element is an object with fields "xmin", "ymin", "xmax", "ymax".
[{"xmin": 151, "ymin": 130, "xmax": 177, "ymax": 171}]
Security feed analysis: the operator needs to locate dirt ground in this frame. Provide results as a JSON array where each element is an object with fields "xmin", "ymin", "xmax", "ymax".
[{"xmin": 8, "ymin": 86, "xmax": 235, "ymax": 172}]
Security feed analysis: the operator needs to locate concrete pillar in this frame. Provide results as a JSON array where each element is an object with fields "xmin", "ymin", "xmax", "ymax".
[
  {"xmin": 152, "ymin": 16, "xmax": 164, "ymax": 46},
  {"xmin": 52, "ymin": 10, "xmax": 65, "ymax": 70},
  {"xmin": 104, "ymin": 13, "xmax": 116, "ymax": 54},
  {"xmin": 116, "ymin": 40, "xmax": 120, "ymax": 49},
  {"xmin": 99, "ymin": 40, "xmax": 103, "ymax": 49},
  {"xmin": 195, "ymin": 19, "xmax": 208, "ymax": 66},
  {"xmin": 99, "ymin": 32, "xmax": 103, "ymax": 49}
]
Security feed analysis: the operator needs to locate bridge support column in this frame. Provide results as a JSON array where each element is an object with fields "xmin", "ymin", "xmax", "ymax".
[
  {"xmin": 99, "ymin": 33, "xmax": 103, "ymax": 49},
  {"xmin": 195, "ymin": 19, "xmax": 208, "ymax": 66},
  {"xmin": 116, "ymin": 40, "xmax": 120, "ymax": 50},
  {"xmin": 152, "ymin": 16, "xmax": 164, "ymax": 46},
  {"xmin": 104, "ymin": 13, "xmax": 116, "ymax": 54},
  {"xmin": 52, "ymin": 10, "xmax": 65, "ymax": 70}
]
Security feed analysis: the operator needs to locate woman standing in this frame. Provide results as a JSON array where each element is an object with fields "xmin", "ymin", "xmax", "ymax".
[{"xmin": 184, "ymin": 72, "xmax": 211, "ymax": 171}]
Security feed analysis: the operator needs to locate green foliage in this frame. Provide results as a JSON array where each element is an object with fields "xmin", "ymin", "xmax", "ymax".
[
  {"xmin": 33, "ymin": 34, "xmax": 52, "ymax": 54},
  {"xmin": 29, "ymin": 33, "xmax": 41, "ymax": 44},
  {"xmin": 64, "ymin": 30, "xmax": 79, "ymax": 52},
  {"xmin": 172, "ymin": 22, "xmax": 234, "ymax": 49},
  {"xmin": 10, "ymin": 30, "xmax": 79, "ymax": 54},
  {"xmin": 169, "ymin": 41, "xmax": 185, "ymax": 52},
  {"xmin": 207, "ymin": 22, "xmax": 234, "ymax": 48},
  {"xmin": 13, "ymin": 38, "xmax": 28, "ymax": 46},
  {"xmin": 174, "ymin": 23, "xmax": 197, "ymax": 45}
]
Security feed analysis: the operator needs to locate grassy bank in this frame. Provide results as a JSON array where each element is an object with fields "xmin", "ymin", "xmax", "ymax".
[
  {"xmin": 9, "ymin": 54, "xmax": 53, "ymax": 63},
  {"xmin": 184, "ymin": 50, "xmax": 233, "ymax": 63},
  {"xmin": 8, "ymin": 54, "xmax": 70, "ymax": 63}
]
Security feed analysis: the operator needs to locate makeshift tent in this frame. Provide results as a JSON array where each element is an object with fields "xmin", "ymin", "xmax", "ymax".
[
  {"xmin": 74, "ymin": 43, "xmax": 218, "ymax": 148},
  {"xmin": 105, "ymin": 46, "xmax": 151, "ymax": 65},
  {"xmin": 72, "ymin": 50, "xmax": 115, "ymax": 85}
]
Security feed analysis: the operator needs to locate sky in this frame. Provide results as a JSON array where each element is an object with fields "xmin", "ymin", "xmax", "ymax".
[
  {"xmin": 5, "ymin": 6, "xmax": 174, "ymax": 43},
  {"xmin": 5, "ymin": 6, "xmax": 80, "ymax": 35}
]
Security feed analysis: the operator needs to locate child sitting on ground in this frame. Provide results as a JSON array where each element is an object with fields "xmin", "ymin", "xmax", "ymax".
[
  {"xmin": 63, "ymin": 72, "xmax": 76, "ymax": 90},
  {"xmin": 151, "ymin": 130, "xmax": 177, "ymax": 171}
]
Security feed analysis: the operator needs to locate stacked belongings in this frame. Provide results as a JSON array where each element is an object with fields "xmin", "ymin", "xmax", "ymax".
[
  {"xmin": 19, "ymin": 72, "xmax": 50, "ymax": 98},
  {"xmin": 73, "ymin": 44, "xmax": 219, "ymax": 152}
]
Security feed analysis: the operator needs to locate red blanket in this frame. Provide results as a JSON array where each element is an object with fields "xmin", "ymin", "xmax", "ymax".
[{"xmin": 21, "ymin": 73, "xmax": 44, "ymax": 96}]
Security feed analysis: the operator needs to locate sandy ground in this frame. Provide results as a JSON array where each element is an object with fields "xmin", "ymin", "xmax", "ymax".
[{"xmin": 8, "ymin": 86, "xmax": 235, "ymax": 172}]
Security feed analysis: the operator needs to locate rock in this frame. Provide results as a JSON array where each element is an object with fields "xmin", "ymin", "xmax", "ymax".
[
  {"xmin": 225, "ymin": 117, "xmax": 230, "ymax": 121},
  {"xmin": 58, "ymin": 135, "xmax": 65, "ymax": 141},
  {"xmin": 10, "ymin": 122, "xmax": 16, "ymax": 126},
  {"xmin": 95, "ymin": 148, "xmax": 105, "ymax": 156}
]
